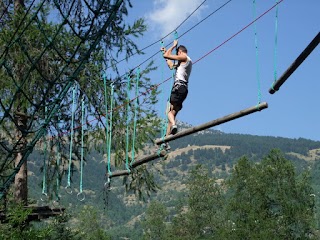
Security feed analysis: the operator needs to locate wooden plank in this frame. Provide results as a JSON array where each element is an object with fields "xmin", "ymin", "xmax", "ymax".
[
  {"xmin": 269, "ymin": 32, "xmax": 320, "ymax": 94},
  {"xmin": 107, "ymin": 150, "xmax": 167, "ymax": 179},
  {"xmin": 0, "ymin": 206, "xmax": 65, "ymax": 222},
  {"xmin": 154, "ymin": 102, "xmax": 268, "ymax": 145}
]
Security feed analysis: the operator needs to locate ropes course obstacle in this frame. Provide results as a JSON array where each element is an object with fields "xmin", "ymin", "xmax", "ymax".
[
  {"xmin": 155, "ymin": 102, "xmax": 268, "ymax": 145},
  {"xmin": 0, "ymin": 0, "xmax": 284, "ymax": 200},
  {"xmin": 269, "ymin": 31, "xmax": 320, "ymax": 94},
  {"xmin": 106, "ymin": 102, "xmax": 268, "ymax": 181},
  {"xmin": 104, "ymin": 1, "xmax": 278, "ymax": 181},
  {"xmin": 106, "ymin": 150, "xmax": 167, "ymax": 179}
]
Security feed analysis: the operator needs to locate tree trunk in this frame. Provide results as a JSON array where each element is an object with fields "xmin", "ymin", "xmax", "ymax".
[
  {"xmin": 14, "ymin": 113, "xmax": 28, "ymax": 205},
  {"xmin": 13, "ymin": 0, "xmax": 28, "ymax": 206}
]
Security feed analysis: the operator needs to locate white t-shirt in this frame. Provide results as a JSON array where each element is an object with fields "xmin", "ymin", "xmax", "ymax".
[{"xmin": 175, "ymin": 56, "xmax": 192, "ymax": 86}]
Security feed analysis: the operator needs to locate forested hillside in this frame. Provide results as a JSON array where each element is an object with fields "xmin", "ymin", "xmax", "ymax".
[{"xmin": 23, "ymin": 125, "xmax": 320, "ymax": 239}]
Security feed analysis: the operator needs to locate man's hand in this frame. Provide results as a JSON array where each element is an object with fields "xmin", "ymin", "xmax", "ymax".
[
  {"xmin": 173, "ymin": 40, "xmax": 178, "ymax": 48},
  {"xmin": 160, "ymin": 47, "xmax": 166, "ymax": 54}
]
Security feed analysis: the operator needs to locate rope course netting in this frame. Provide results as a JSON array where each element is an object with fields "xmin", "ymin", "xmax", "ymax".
[{"xmin": 0, "ymin": 0, "xmax": 137, "ymax": 200}]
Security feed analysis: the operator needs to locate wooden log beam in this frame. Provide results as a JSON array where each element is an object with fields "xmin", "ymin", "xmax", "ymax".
[
  {"xmin": 269, "ymin": 32, "xmax": 320, "ymax": 94},
  {"xmin": 107, "ymin": 150, "xmax": 167, "ymax": 179},
  {"xmin": 154, "ymin": 102, "xmax": 268, "ymax": 145}
]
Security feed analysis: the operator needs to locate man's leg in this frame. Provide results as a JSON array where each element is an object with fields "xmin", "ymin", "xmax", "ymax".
[{"xmin": 166, "ymin": 104, "xmax": 179, "ymax": 136}]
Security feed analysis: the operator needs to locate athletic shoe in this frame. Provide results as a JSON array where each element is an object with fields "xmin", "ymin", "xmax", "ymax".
[{"xmin": 170, "ymin": 125, "xmax": 178, "ymax": 135}]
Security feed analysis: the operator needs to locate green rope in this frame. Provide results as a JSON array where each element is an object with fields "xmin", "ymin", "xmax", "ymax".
[
  {"xmin": 253, "ymin": 0, "xmax": 261, "ymax": 105},
  {"xmin": 78, "ymin": 97, "xmax": 85, "ymax": 201},
  {"xmin": 130, "ymin": 68, "xmax": 140, "ymax": 166},
  {"xmin": 272, "ymin": 0, "xmax": 279, "ymax": 90},
  {"xmin": 160, "ymin": 40, "xmax": 167, "ymax": 139},
  {"xmin": 125, "ymin": 74, "xmax": 131, "ymax": 172},
  {"xmin": 174, "ymin": 30, "xmax": 179, "ymax": 40},
  {"xmin": 103, "ymin": 73, "xmax": 111, "ymax": 176},
  {"xmin": 41, "ymin": 106, "xmax": 48, "ymax": 199},
  {"xmin": 66, "ymin": 85, "xmax": 77, "ymax": 193},
  {"xmin": 107, "ymin": 84, "xmax": 114, "ymax": 177},
  {"xmin": 79, "ymin": 98, "xmax": 85, "ymax": 193},
  {"xmin": 55, "ymin": 135, "xmax": 61, "ymax": 202}
]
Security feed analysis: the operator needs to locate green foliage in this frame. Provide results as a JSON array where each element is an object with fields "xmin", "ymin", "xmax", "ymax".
[
  {"xmin": 142, "ymin": 200, "xmax": 168, "ymax": 240},
  {"xmin": 74, "ymin": 205, "xmax": 111, "ymax": 240},
  {"xmin": 141, "ymin": 149, "xmax": 316, "ymax": 239},
  {"xmin": 167, "ymin": 165, "xmax": 226, "ymax": 239},
  {"xmin": 226, "ymin": 149, "xmax": 315, "ymax": 239},
  {"xmin": 0, "ymin": 204, "xmax": 53, "ymax": 240},
  {"xmin": 0, "ymin": 0, "xmax": 161, "ymax": 202}
]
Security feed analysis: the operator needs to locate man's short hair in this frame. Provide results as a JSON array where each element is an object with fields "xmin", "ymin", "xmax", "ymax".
[{"xmin": 177, "ymin": 45, "xmax": 187, "ymax": 54}]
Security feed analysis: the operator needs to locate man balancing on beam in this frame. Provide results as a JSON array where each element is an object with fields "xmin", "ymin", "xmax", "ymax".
[{"xmin": 161, "ymin": 39, "xmax": 192, "ymax": 150}]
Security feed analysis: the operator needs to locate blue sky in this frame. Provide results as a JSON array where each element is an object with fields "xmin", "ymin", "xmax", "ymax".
[{"xmin": 119, "ymin": 0, "xmax": 320, "ymax": 141}]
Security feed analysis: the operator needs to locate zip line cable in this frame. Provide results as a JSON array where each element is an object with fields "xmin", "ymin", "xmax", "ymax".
[
  {"xmin": 106, "ymin": 0, "xmax": 208, "ymax": 71},
  {"xmin": 193, "ymin": 0, "xmax": 283, "ymax": 64},
  {"xmin": 110, "ymin": 0, "xmax": 233, "ymax": 85}
]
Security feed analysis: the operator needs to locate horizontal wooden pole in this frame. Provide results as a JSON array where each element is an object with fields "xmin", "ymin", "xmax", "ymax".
[
  {"xmin": 154, "ymin": 102, "xmax": 268, "ymax": 145},
  {"xmin": 269, "ymin": 31, "xmax": 320, "ymax": 94},
  {"xmin": 131, "ymin": 150, "xmax": 167, "ymax": 168},
  {"xmin": 107, "ymin": 150, "xmax": 167, "ymax": 179}
]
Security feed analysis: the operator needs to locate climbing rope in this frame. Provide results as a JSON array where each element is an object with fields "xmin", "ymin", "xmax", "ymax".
[
  {"xmin": 252, "ymin": 0, "xmax": 262, "ymax": 105},
  {"xmin": 77, "ymin": 97, "xmax": 85, "ymax": 201},
  {"xmin": 103, "ymin": 73, "xmax": 112, "ymax": 176},
  {"xmin": 41, "ymin": 106, "xmax": 48, "ymax": 202},
  {"xmin": 106, "ymin": 84, "xmax": 115, "ymax": 178},
  {"xmin": 125, "ymin": 73, "xmax": 132, "ymax": 172},
  {"xmin": 54, "ymin": 132, "xmax": 61, "ymax": 205},
  {"xmin": 65, "ymin": 85, "xmax": 77, "ymax": 194},
  {"xmin": 272, "ymin": 0, "xmax": 279, "ymax": 89},
  {"xmin": 130, "ymin": 68, "xmax": 140, "ymax": 166}
]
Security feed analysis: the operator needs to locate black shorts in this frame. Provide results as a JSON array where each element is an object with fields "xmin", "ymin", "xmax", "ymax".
[{"xmin": 170, "ymin": 85, "xmax": 188, "ymax": 110}]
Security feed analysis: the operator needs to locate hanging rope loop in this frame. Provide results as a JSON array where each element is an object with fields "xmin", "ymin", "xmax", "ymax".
[{"xmin": 65, "ymin": 84, "xmax": 77, "ymax": 194}]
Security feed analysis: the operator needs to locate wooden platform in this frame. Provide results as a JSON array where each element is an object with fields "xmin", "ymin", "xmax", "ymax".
[{"xmin": 0, "ymin": 205, "xmax": 65, "ymax": 223}]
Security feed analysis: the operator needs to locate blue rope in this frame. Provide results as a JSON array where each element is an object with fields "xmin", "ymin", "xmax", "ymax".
[
  {"xmin": 125, "ymin": 74, "xmax": 131, "ymax": 172},
  {"xmin": 79, "ymin": 98, "xmax": 85, "ymax": 194},
  {"xmin": 174, "ymin": 30, "xmax": 179, "ymax": 40},
  {"xmin": 130, "ymin": 68, "xmax": 140, "ymax": 166},
  {"xmin": 42, "ymin": 106, "xmax": 48, "ymax": 197},
  {"xmin": 253, "ymin": 0, "xmax": 261, "ymax": 104},
  {"xmin": 272, "ymin": 0, "xmax": 279, "ymax": 88},
  {"xmin": 107, "ymin": 84, "xmax": 114, "ymax": 176},
  {"xmin": 103, "ymin": 73, "xmax": 112, "ymax": 176},
  {"xmin": 56, "ymin": 136, "xmax": 61, "ymax": 202},
  {"xmin": 159, "ymin": 40, "xmax": 168, "ymax": 139},
  {"xmin": 67, "ymin": 85, "xmax": 77, "ymax": 191}
]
